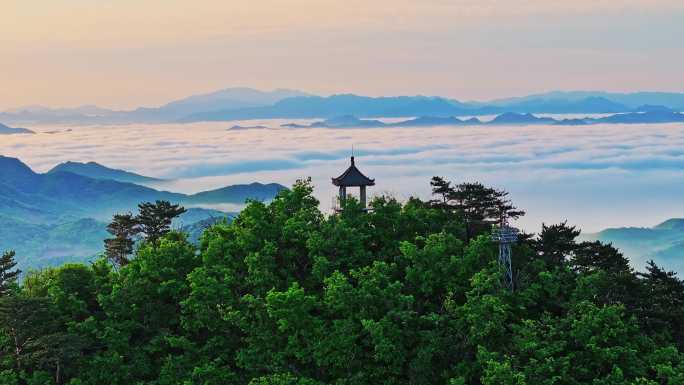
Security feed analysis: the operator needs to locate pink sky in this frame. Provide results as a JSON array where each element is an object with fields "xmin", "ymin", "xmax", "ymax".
[{"xmin": 1, "ymin": 0, "xmax": 683, "ymax": 109}]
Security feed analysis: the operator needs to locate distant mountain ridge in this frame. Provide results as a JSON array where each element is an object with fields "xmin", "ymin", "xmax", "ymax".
[
  {"xmin": 123, "ymin": 87, "xmax": 311, "ymax": 122},
  {"xmin": 0, "ymin": 122, "xmax": 33, "ymax": 134},
  {"xmin": 0, "ymin": 88, "xmax": 310, "ymax": 124},
  {"xmin": 180, "ymin": 93, "xmax": 684, "ymax": 123},
  {"xmin": 187, "ymin": 183, "xmax": 286, "ymax": 204},
  {"xmin": 277, "ymin": 110, "xmax": 684, "ymax": 129},
  {"xmin": 0, "ymin": 156, "xmax": 282, "ymax": 270},
  {"xmin": 182, "ymin": 94, "xmax": 466, "ymax": 122},
  {"xmin": 48, "ymin": 161, "xmax": 164, "ymax": 184},
  {"xmin": 485, "ymin": 91, "xmax": 684, "ymax": 110},
  {"xmin": 582, "ymin": 218, "xmax": 684, "ymax": 274},
  {"xmin": 489, "ymin": 112, "xmax": 556, "ymax": 125},
  {"xmin": 3, "ymin": 88, "xmax": 684, "ymax": 125},
  {"xmin": 0, "ymin": 156, "xmax": 287, "ymax": 223}
]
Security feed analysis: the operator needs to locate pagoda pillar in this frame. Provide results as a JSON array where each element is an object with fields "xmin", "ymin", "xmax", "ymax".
[
  {"xmin": 339, "ymin": 186, "xmax": 347, "ymax": 204},
  {"xmin": 360, "ymin": 185, "xmax": 367, "ymax": 208}
]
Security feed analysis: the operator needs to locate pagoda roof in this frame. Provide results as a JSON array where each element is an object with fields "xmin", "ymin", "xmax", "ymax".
[{"xmin": 332, "ymin": 157, "xmax": 375, "ymax": 187}]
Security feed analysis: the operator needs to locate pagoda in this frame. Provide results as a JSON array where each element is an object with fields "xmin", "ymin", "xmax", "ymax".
[{"xmin": 332, "ymin": 156, "xmax": 375, "ymax": 209}]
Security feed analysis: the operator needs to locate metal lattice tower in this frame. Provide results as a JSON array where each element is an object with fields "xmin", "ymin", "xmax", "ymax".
[{"xmin": 491, "ymin": 220, "xmax": 519, "ymax": 291}]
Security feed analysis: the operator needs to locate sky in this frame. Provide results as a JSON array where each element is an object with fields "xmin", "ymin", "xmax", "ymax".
[{"xmin": 2, "ymin": 0, "xmax": 684, "ymax": 110}]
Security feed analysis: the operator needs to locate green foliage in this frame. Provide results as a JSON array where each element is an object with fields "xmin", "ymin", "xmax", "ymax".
[
  {"xmin": 0, "ymin": 251, "xmax": 20, "ymax": 296},
  {"xmin": 103, "ymin": 200, "xmax": 188, "ymax": 268},
  {"xmin": 104, "ymin": 213, "xmax": 138, "ymax": 267},
  {"xmin": 0, "ymin": 178, "xmax": 683, "ymax": 384},
  {"xmin": 136, "ymin": 200, "xmax": 187, "ymax": 244},
  {"xmin": 430, "ymin": 176, "xmax": 524, "ymax": 242}
]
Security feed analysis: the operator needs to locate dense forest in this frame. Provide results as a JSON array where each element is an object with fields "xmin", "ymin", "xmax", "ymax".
[{"xmin": 1, "ymin": 178, "xmax": 684, "ymax": 385}]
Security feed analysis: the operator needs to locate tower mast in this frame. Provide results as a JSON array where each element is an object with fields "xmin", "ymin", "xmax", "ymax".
[{"xmin": 492, "ymin": 215, "xmax": 518, "ymax": 291}]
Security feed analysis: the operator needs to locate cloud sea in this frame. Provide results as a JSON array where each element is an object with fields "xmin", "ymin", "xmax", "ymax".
[{"xmin": 4, "ymin": 119, "xmax": 684, "ymax": 233}]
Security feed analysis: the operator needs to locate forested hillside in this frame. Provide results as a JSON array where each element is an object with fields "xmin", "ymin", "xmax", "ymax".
[
  {"xmin": 1, "ymin": 179, "xmax": 684, "ymax": 384},
  {"xmin": 583, "ymin": 219, "xmax": 684, "ymax": 274},
  {"xmin": 0, "ymin": 156, "xmax": 285, "ymax": 223}
]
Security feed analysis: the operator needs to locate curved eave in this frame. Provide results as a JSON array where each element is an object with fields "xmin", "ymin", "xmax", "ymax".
[
  {"xmin": 332, "ymin": 178, "xmax": 376, "ymax": 187},
  {"xmin": 332, "ymin": 165, "xmax": 375, "ymax": 186}
]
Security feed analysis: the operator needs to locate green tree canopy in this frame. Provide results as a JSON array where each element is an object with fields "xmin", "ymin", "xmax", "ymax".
[
  {"xmin": 104, "ymin": 213, "xmax": 138, "ymax": 267},
  {"xmin": 0, "ymin": 178, "xmax": 683, "ymax": 384},
  {"xmin": 136, "ymin": 200, "xmax": 186, "ymax": 244},
  {"xmin": 0, "ymin": 250, "xmax": 20, "ymax": 296}
]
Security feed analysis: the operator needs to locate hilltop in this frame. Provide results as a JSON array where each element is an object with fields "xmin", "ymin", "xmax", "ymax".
[{"xmin": 48, "ymin": 161, "xmax": 164, "ymax": 184}]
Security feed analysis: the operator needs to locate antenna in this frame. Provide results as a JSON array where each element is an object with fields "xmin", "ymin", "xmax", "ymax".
[{"xmin": 351, "ymin": 144, "xmax": 354, "ymax": 157}]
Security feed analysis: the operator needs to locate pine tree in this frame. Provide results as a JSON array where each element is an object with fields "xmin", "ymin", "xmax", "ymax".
[
  {"xmin": 0, "ymin": 295, "xmax": 54, "ymax": 372},
  {"xmin": 136, "ymin": 200, "xmax": 187, "ymax": 244},
  {"xmin": 535, "ymin": 221, "xmax": 580, "ymax": 267},
  {"xmin": 638, "ymin": 261, "xmax": 684, "ymax": 347},
  {"xmin": 430, "ymin": 178, "xmax": 524, "ymax": 242},
  {"xmin": 104, "ymin": 213, "xmax": 139, "ymax": 267},
  {"xmin": 429, "ymin": 176, "xmax": 452, "ymax": 207},
  {"xmin": 0, "ymin": 250, "xmax": 20, "ymax": 296}
]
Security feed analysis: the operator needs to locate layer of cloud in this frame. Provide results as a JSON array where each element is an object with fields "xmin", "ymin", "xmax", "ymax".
[{"xmin": 2, "ymin": 120, "xmax": 684, "ymax": 234}]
